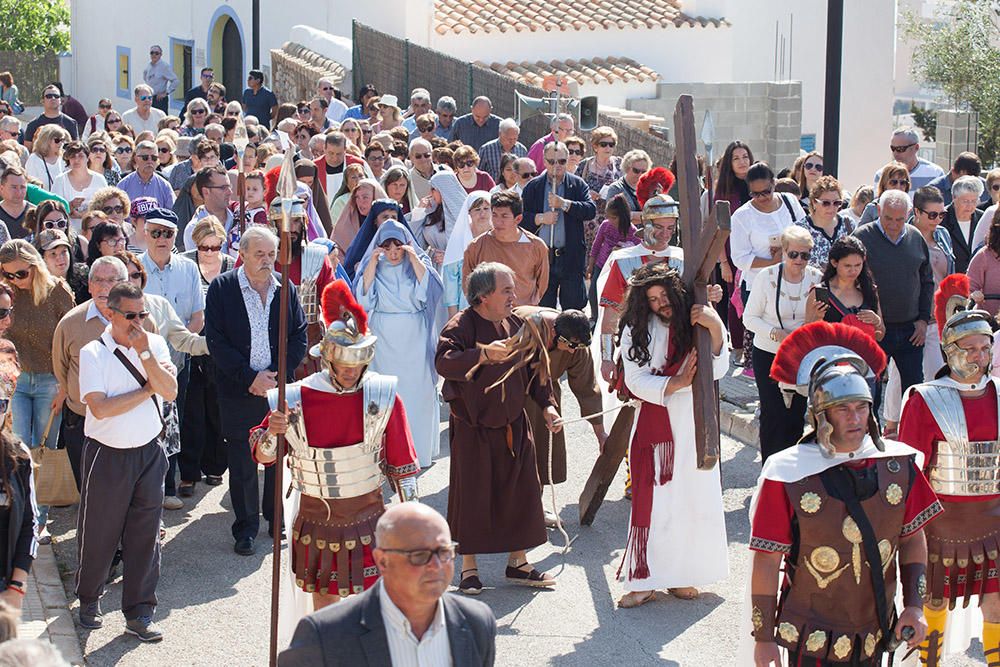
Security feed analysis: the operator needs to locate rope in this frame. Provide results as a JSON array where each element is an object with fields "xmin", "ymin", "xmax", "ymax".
[{"xmin": 553, "ymin": 400, "xmax": 640, "ymax": 427}]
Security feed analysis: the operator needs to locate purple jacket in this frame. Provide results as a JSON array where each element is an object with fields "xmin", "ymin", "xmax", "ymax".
[{"xmin": 590, "ymin": 218, "xmax": 640, "ymax": 269}]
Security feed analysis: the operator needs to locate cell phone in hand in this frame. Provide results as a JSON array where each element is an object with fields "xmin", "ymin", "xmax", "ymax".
[{"xmin": 813, "ymin": 286, "xmax": 830, "ymax": 304}]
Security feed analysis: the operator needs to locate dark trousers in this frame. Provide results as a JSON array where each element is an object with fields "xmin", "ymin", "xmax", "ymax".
[
  {"xmin": 164, "ymin": 357, "xmax": 190, "ymax": 497},
  {"xmin": 221, "ymin": 394, "xmax": 275, "ymax": 541},
  {"xmin": 752, "ymin": 346, "xmax": 807, "ymax": 462},
  {"xmin": 152, "ymin": 95, "xmax": 169, "ymax": 114},
  {"xmin": 877, "ymin": 322, "xmax": 924, "ymax": 414},
  {"xmin": 75, "ymin": 437, "xmax": 166, "ymax": 620},
  {"xmin": 587, "ymin": 271, "xmax": 599, "ymax": 323},
  {"xmin": 540, "ymin": 252, "xmax": 587, "ymax": 310},
  {"xmin": 179, "ymin": 357, "xmax": 227, "ymax": 481},
  {"xmin": 59, "ymin": 406, "xmax": 86, "ymax": 490}
]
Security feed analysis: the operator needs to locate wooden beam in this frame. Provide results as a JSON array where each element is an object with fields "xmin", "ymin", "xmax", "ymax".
[{"xmin": 578, "ymin": 404, "xmax": 636, "ymax": 526}]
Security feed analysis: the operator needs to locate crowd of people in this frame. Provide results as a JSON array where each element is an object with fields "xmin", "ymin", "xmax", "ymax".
[{"xmin": 0, "ymin": 39, "xmax": 995, "ymax": 665}]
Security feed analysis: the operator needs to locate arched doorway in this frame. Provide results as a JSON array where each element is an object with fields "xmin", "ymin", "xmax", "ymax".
[{"xmin": 208, "ymin": 8, "xmax": 245, "ymax": 103}]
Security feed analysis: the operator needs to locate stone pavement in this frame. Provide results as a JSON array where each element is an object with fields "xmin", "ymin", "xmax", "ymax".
[
  {"xmin": 718, "ymin": 360, "xmax": 760, "ymax": 444},
  {"xmin": 18, "ymin": 543, "xmax": 84, "ymax": 665}
]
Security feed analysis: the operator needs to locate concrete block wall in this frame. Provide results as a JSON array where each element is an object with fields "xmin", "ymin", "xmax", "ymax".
[
  {"xmin": 934, "ymin": 109, "xmax": 979, "ymax": 171},
  {"xmin": 627, "ymin": 81, "xmax": 802, "ymax": 171}
]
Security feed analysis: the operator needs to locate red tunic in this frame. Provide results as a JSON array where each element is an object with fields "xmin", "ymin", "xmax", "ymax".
[
  {"xmin": 600, "ymin": 254, "xmax": 658, "ymax": 311},
  {"xmin": 251, "ymin": 385, "xmax": 418, "ymax": 593}
]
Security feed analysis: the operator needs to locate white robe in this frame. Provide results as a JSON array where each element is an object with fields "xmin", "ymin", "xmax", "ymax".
[{"xmin": 619, "ymin": 318, "xmax": 729, "ymax": 591}]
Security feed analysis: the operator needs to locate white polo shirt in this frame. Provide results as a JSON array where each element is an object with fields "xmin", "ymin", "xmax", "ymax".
[{"xmin": 79, "ymin": 327, "xmax": 171, "ymax": 449}]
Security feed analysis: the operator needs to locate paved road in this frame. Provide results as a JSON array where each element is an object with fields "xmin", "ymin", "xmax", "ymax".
[{"xmin": 45, "ymin": 382, "xmax": 988, "ymax": 666}]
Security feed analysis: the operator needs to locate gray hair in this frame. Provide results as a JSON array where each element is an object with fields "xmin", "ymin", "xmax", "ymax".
[
  {"xmin": 879, "ymin": 188, "xmax": 912, "ymax": 211},
  {"xmin": 550, "ymin": 113, "xmax": 574, "ymax": 129},
  {"xmin": 436, "ymin": 96, "xmax": 457, "ymax": 114},
  {"xmin": 952, "ymin": 174, "xmax": 985, "ymax": 199},
  {"xmin": 466, "ymin": 262, "xmax": 516, "ymax": 306},
  {"xmin": 107, "ymin": 282, "xmax": 143, "ymax": 311},
  {"xmin": 133, "ymin": 84, "xmax": 153, "ymax": 97},
  {"xmin": 544, "ymin": 141, "xmax": 568, "ymax": 156},
  {"xmin": 498, "ymin": 117, "xmax": 519, "ymax": 133},
  {"xmin": 408, "ymin": 137, "xmax": 432, "ymax": 155},
  {"xmin": 240, "ymin": 225, "xmax": 278, "ymax": 254},
  {"xmin": 410, "ymin": 90, "xmax": 431, "ymax": 104},
  {"xmin": 891, "ymin": 126, "xmax": 920, "ymax": 144},
  {"xmin": 135, "ymin": 140, "xmax": 157, "ymax": 153},
  {"xmin": 0, "ymin": 638, "xmax": 71, "ymax": 667},
  {"xmin": 0, "ymin": 116, "xmax": 19, "ymax": 133},
  {"xmin": 622, "ymin": 149, "xmax": 652, "ymax": 171},
  {"xmin": 205, "ymin": 123, "xmax": 225, "ymax": 136},
  {"xmin": 89, "ymin": 256, "xmax": 127, "ymax": 282}
]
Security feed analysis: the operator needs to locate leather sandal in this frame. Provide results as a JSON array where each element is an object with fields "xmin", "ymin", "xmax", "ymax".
[
  {"xmin": 668, "ymin": 587, "xmax": 699, "ymax": 600},
  {"xmin": 459, "ymin": 569, "xmax": 482, "ymax": 595},
  {"xmin": 618, "ymin": 590, "xmax": 656, "ymax": 608},
  {"xmin": 505, "ymin": 563, "xmax": 555, "ymax": 587}
]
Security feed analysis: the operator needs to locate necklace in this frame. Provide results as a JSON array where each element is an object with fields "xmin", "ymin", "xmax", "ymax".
[{"xmin": 785, "ymin": 274, "xmax": 807, "ymax": 319}]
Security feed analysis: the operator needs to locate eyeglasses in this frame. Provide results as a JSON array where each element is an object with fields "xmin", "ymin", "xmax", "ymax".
[
  {"xmin": 456, "ymin": 160, "xmax": 477, "ymax": 168},
  {"xmin": 42, "ymin": 218, "xmax": 68, "ymax": 230},
  {"xmin": 139, "ymin": 95, "xmax": 153, "ymax": 102},
  {"xmin": 804, "ymin": 162, "xmax": 823, "ymax": 171},
  {"xmin": 886, "ymin": 178, "xmax": 910, "ymax": 188},
  {"xmin": 0, "ymin": 307, "xmax": 12, "ymax": 319},
  {"xmin": 380, "ymin": 542, "xmax": 458, "ymax": 566},
  {"xmin": 101, "ymin": 237, "xmax": 126, "ymax": 247},
  {"xmin": 890, "ymin": 143, "xmax": 917, "ymax": 154},
  {"xmin": 202, "ymin": 183, "xmax": 232, "ymax": 190},
  {"xmin": 368, "ymin": 155, "xmax": 384, "ymax": 162},
  {"xmin": 786, "ymin": 250, "xmax": 811, "ymax": 261},
  {"xmin": 567, "ymin": 149, "xmax": 583, "ymax": 156},
  {"xmin": 136, "ymin": 154, "xmax": 157, "ymax": 161},
  {"xmin": 114, "ymin": 147, "xmax": 132, "ymax": 155},
  {"xmin": 750, "ymin": 188, "xmax": 773, "ymax": 199},
  {"xmin": 112, "ymin": 307, "xmax": 149, "ymax": 321},
  {"xmin": 520, "ymin": 171, "xmax": 537, "ymax": 179},
  {"xmin": 1, "ymin": 269, "xmax": 29, "ymax": 280},
  {"xmin": 102, "ymin": 205, "xmax": 125, "ymax": 215},
  {"xmin": 149, "ymin": 229, "xmax": 175, "ymax": 239},
  {"xmin": 198, "ymin": 244, "xmax": 222, "ymax": 253},
  {"xmin": 814, "ymin": 199, "xmax": 843, "ymax": 208},
  {"xmin": 915, "ymin": 207, "xmax": 945, "ymax": 220},
  {"xmin": 128, "ymin": 271, "xmax": 143, "ymax": 280},
  {"xmin": 90, "ymin": 277, "xmax": 124, "ymax": 286},
  {"xmin": 158, "ymin": 147, "xmax": 172, "ymax": 154},
  {"xmin": 412, "ymin": 152, "xmax": 431, "ymax": 160},
  {"xmin": 558, "ymin": 335, "xmax": 590, "ymax": 350},
  {"xmin": 43, "ymin": 93, "xmax": 61, "ymax": 100}
]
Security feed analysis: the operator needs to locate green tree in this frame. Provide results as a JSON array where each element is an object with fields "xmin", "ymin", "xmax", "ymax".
[
  {"xmin": 0, "ymin": 0, "xmax": 70, "ymax": 53},
  {"xmin": 910, "ymin": 102, "xmax": 936, "ymax": 142},
  {"xmin": 902, "ymin": 0, "xmax": 1000, "ymax": 165}
]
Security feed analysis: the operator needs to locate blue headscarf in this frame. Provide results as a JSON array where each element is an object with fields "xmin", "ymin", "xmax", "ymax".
[
  {"xmin": 352, "ymin": 218, "xmax": 445, "ymax": 377},
  {"xmin": 342, "ymin": 198, "xmax": 404, "ymax": 280}
]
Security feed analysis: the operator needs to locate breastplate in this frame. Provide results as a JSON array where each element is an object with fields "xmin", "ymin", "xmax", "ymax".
[{"xmin": 298, "ymin": 243, "xmax": 327, "ymax": 324}]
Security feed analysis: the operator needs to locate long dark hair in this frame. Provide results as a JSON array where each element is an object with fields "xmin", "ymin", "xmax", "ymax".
[
  {"xmin": 618, "ymin": 263, "xmax": 693, "ymax": 368},
  {"xmin": 821, "ymin": 236, "xmax": 880, "ymax": 311},
  {"xmin": 86, "ymin": 222, "xmax": 123, "ymax": 266},
  {"xmin": 716, "ymin": 140, "xmax": 754, "ymax": 204},
  {"xmin": 606, "ymin": 194, "xmax": 633, "ymax": 238}
]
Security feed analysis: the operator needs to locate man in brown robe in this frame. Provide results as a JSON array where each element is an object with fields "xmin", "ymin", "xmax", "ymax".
[
  {"xmin": 436, "ymin": 262, "xmax": 562, "ymax": 596},
  {"xmin": 514, "ymin": 306, "xmax": 606, "ymax": 523}
]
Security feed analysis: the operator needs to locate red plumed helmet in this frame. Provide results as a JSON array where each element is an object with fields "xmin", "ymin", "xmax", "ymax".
[
  {"xmin": 636, "ymin": 167, "xmax": 676, "ymax": 208},
  {"xmin": 263, "ymin": 165, "xmax": 282, "ymax": 208},
  {"xmin": 320, "ymin": 279, "xmax": 368, "ymax": 333},
  {"xmin": 934, "ymin": 273, "xmax": 971, "ymax": 338},
  {"xmin": 770, "ymin": 321, "xmax": 887, "ymax": 385}
]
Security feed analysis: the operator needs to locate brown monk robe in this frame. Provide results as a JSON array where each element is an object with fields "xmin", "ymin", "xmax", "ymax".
[{"xmin": 514, "ymin": 306, "xmax": 605, "ymax": 485}]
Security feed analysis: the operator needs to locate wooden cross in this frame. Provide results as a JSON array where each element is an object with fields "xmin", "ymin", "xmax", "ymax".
[{"xmin": 578, "ymin": 95, "xmax": 730, "ymax": 525}]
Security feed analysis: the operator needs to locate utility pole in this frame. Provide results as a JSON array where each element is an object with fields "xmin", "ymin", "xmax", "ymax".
[{"xmin": 824, "ymin": 0, "xmax": 844, "ymax": 176}]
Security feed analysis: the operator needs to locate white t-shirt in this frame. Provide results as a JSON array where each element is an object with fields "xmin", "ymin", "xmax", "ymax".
[
  {"xmin": 24, "ymin": 153, "xmax": 65, "ymax": 191},
  {"xmin": 743, "ymin": 263, "xmax": 823, "ymax": 354},
  {"xmin": 729, "ymin": 194, "xmax": 805, "ymax": 289},
  {"xmin": 122, "ymin": 107, "xmax": 166, "ymax": 136},
  {"xmin": 973, "ymin": 204, "xmax": 998, "ymax": 253},
  {"xmin": 79, "ymin": 328, "xmax": 172, "ymax": 449},
  {"xmin": 52, "ymin": 170, "xmax": 109, "ymax": 229}
]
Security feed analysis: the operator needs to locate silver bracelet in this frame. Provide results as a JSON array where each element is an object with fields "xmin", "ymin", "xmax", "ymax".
[{"xmin": 601, "ymin": 334, "xmax": 615, "ymax": 362}]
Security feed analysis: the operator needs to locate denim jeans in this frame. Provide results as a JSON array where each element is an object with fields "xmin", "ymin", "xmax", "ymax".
[
  {"xmin": 13, "ymin": 371, "xmax": 62, "ymax": 526},
  {"xmin": 877, "ymin": 322, "xmax": 924, "ymax": 414}
]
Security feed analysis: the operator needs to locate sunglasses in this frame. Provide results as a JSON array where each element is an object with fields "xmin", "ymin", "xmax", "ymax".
[
  {"xmin": 456, "ymin": 160, "xmax": 477, "ymax": 168},
  {"xmin": 0, "ymin": 307, "xmax": 12, "ymax": 319},
  {"xmin": 362, "ymin": 130, "xmax": 373, "ymax": 136},
  {"xmin": 786, "ymin": 250, "xmax": 811, "ymax": 261},
  {"xmin": 916, "ymin": 207, "xmax": 945, "ymax": 220},
  {"xmin": 42, "ymin": 218, "xmax": 68, "ymax": 230},
  {"xmin": 886, "ymin": 178, "xmax": 910, "ymax": 187},
  {"xmin": 150, "ymin": 51, "xmax": 161, "ymax": 56},
  {"xmin": 139, "ymin": 95, "xmax": 153, "ymax": 102},
  {"xmin": 128, "ymin": 271, "xmax": 143, "ymax": 280},
  {"xmin": 890, "ymin": 143, "xmax": 917, "ymax": 153},
  {"xmin": 546, "ymin": 158, "xmax": 568, "ymax": 166},
  {"xmin": 558, "ymin": 335, "xmax": 590, "ymax": 350},
  {"xmin": 814, "ymin": 199, "xmax": 843, "ymax": 208},
  {"xmin": 597, "ymin": 141, "xmax": 616, "ymax": 148},
  {"xmin": 107, "ymin": 118, "xmax": 122, "ymax": 124},
  {"xmin": 1, "ymin": 269, "xmax": 29, "ymax": 280},
  {"xmin": 343, "ymin": 126, "xmax": 360, "ymax": 133},
  {"xmin": 90, "ymin": 145, "xmax": 107, "ymax": 153},
  {"xmin": 44, "ymin": 93, "xmax": 61, "ymax": 100},
  {"xmin": 149, "ymin": 229, "xmax": 175, "ymax": 239},
  {"xmin": 631, "ymin": 167, "xmax": 646, "ymax": 175},
  {"xmin": 380, "ymin": 542, "xmax": 458, "ymax": 566},
  {"xmin": 191, "ymin": 109, "xmax": 207, "ymax": 115},
  {"xmin": 418, "ymin": 125, "xmax": 435, "ymax": 132},
  {"xmin": 158, "ymin": 147, "xmax": 172, "ymax": 154},
  {"xmin": 201, "ymin": 73, "xmax": 214, "ymax": 79},
  {"xmin": 412, "ymin": 152, "xmax": 431, "ymax": 160},
  {"xmin": 567, "ymin": 149, "xmax": 583, "ymax": 156},
  {"xmin": 99, "ymin": 103, "xmax": 112, "ymax": 110},
  {"xmin": 198, "ymin": 244, "xmax": 222, "ymax": 253},
  {"xmin": 379, "ymin": 239, "xmax": 404, "ymax": 249},
  {"xmin": 136, "ymin": 154, "xmax": 157, "ymax": 161},
  {"xmin": 804, "ymin": 162, "xmax": 823, "ymax": 171},
  {"xmin": 114, "ymin": 146, "xmax": 132, "ymax": 155},
  {"xmin": 520, "ymin": 171, "xmax": 537, "ymax": 179},
  {"xmin": 102, "ymin": 205, "xmax": 125, "ymax": 215},
  {"xmin": 112, "ymin": 308, "xmax": 150, "ymax": 321},
  {"xmin": 320, "ymin": 86, "xmax": 333, "ymax": 91}
]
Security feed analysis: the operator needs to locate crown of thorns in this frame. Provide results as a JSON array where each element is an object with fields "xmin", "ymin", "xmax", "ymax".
[{"xmin": 626, "ymin": 263, "xmax": 683, "ymax": 289}]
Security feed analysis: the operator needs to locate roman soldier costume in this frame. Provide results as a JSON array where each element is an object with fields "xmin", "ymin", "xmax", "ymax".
[
  {"xmin": 249, "ymin": 281, "xmax": 419, "ymax": 600},
  {"xmin": 898, "ymin": 274, "xmax": 1000, "ymax": 666},
  {"xmin": 747, "ymin": 322, "xmax": 942, "ymax": 665}
]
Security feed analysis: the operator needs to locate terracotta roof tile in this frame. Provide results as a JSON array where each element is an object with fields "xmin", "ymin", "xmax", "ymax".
[
  {"xmin": 479, "ymin": 56, "xmax": 661, "ymax": 87},
  {"xmin": 434, "ymin": 0, "xmax": 728, "ymax": 35}
]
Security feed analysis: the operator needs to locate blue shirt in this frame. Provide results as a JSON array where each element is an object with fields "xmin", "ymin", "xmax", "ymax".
[
  {"xmin": 242, "ymin": 86, "xmax": 278, "ymax": 125},
  {"xmin": 343, "ymin": 104, "xmax": 366, "ymax": 120},
  {"xmin": 140, "ymin": 252, "xmax": 205, "ymax": 326},
  {"xmin": 402, "ymin": 116, "xmax": 418, "ymax": 134},
  {"xmin": 118, "ymin": 171, "xmax": 175, "ymax": 209},
  {"xmin": 434, "ymin": 120, "xmax": 455, "ymax": 142},
  {"xmin": 876, "ymin": 219, "xmax": 908, "ymax": 246}
]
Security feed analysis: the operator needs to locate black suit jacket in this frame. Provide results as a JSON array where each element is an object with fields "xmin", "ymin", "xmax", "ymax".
[
  {"xmin": 204, "ymin": 268, "xmax": 308, "ymax": 398},
  {"xmin": 941, "ymin": 204, "xmax": 984, "ymax": 273},
  {"xmin": 520, "ymin": 171, "xmax": 597, "ymax": 274},
  {"xmin": 277, "ymin": 584, "xmax": 497, "ymax": 667}
]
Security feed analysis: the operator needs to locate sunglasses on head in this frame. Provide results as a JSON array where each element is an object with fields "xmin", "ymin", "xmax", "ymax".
[
  {"xmin": 113, "ymin": 307, "xmax": 149, "ymax": 321},
  {"xmin": 42, "ymin": 218, "xmax": 68, "ymax": 230},
  {"xmin": 546, "ymin": 158, "xmax": 568, "ymax": 166},
  {"xmin": 558, "ymin": 335, "xmax": 590, "ymax": 350},
  {"xmin": 149, "ymin": 229, "xmax": 175, "ymax": 239},
  {"xmin": 750, "ymin": 188, "xmax": 773, "ymax": 199},
  {"xmin": 198, "ymin": 244, "xmax": 222, "ymax": 253},
  {"xmin": 1, "ymin": 269, "xmax": 29, "ymax": 280},
  {"xmin": 814, "ymin": 199, "xmax": 843, "ymax": 208},
  {"xmin": 597, "ymin": 141, "xmax": 616, "ymax": 148},
  {"xmin": 916, "ymin": 207, "xmax": 945, "ymax": 220},
  {"xmin": 786, "ymin": 250, "xmax": 811, "ymax": 261},
  {"xmin": 0, "ymin": 307, "xmax": 12, "ymax": 319},
  {"xmin": 804, "ymin": 162, "xmax": 823, "ymax": 171},
  {"xmin": 102, "ymin": 205, "xmax": 125, "ymax": 215},
  {"xmin": 890, "ymin": 143, "xmax": 917, "ymax": 153},
  {"xmin": 380, "ymin": 542, "xmax": 458, "ymax": 566}
]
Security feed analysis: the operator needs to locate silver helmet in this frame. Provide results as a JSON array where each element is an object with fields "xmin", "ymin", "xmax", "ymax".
[{"xmin": 940, "ymin": 309, "xmax": 994, "ymax": 381}]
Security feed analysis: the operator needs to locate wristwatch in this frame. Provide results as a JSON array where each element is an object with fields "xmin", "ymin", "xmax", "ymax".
[{"xmin": 139, "ymin": 350, "xmax": 153, "ymax": 361}]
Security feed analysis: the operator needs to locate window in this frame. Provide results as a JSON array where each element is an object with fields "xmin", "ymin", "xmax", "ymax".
[{"xmin": 116, "ymin": 46, "xmax": 131, "ymax": 99}]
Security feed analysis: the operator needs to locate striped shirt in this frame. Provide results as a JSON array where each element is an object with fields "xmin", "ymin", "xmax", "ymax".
[
  {"xmin": 873, "ymin": 157, "xmax": 945, "ymax": 195},
  {"xmin": 478, "ymin": 138, "xmax": 527, "ymax": 183},
  {"xmin": 379, "ymin": 581, "xmax": 452, "ymax": 667}
]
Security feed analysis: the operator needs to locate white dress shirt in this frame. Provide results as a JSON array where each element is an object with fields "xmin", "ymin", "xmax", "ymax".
[
  {"xmin": 379, "ymin": 581, "xmax": 452, "ymax": 667},
  {"xmin": 238, "ymin": 267, "xmax": 277, "ymax": 372}
]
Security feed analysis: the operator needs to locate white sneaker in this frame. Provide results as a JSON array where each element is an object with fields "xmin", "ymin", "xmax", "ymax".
[{"xmin": 162, "ymin": 495, "xmax": 183, "ymax": 510}]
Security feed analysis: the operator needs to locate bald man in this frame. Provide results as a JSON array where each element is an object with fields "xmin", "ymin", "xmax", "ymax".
[{"xmin": 279, "ymin": 504, "xmax": 497, "ymax": 666}]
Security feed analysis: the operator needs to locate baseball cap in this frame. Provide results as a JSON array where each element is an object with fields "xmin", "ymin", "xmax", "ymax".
[
  {"xmin": 144, "ymin": 207, "xmax": 179, "ymax": 229},
  {"xmin": 130, "ymin": 196, "xmax": 159, "ymax": 220},
  {"xmin": 36, "ymin": 229, "xmax": 72, "ymax": 252}
]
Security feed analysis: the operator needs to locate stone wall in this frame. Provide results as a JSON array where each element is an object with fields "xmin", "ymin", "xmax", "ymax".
[
  {"xmin": 628, "ymin": 81, "xmax": 802, "ymax": 171},
  {"xmin": 934, "ymin": 109, "xmax": 978, "ymax": 172},
  {"xmin": 269, "ymin": 42, "xmax": 347, "ymax": 105}
]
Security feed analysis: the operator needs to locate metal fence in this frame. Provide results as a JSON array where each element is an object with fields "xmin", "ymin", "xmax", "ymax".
[
  {"xmin": 0, "ymin": 51, "xmax": 59, "ymax": 105},
  {"xmin": 352, "ymin": 22, "xmax": 672, "ymax": 164}
]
